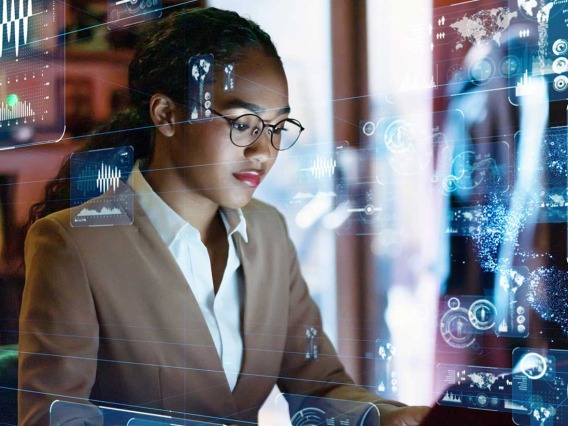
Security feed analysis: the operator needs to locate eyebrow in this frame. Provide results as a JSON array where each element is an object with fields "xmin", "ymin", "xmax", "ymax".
[{"xmin": 223, "ymin": 99, "xmax": 291, "ymax": 116}]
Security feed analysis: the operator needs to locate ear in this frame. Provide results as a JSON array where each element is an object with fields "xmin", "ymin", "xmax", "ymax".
[{"xmin": 149, "ymin": 94, "xmax": 180, "ymax": 138}]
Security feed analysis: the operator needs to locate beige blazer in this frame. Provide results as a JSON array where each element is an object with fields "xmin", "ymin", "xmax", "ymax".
[{"xmin": 18, "ymin": 195, "xmax": 382, "ymax": 425}]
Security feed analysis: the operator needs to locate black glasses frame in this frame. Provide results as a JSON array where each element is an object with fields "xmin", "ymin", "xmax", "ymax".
[{"xmin": 209, "ymin": 108, "xmax": 305, "ymax": 151}]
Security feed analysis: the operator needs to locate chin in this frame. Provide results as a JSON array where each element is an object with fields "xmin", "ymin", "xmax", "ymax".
[{"xmin": 220, "ymin": 193, "xmax": 254, "ymax": 210}]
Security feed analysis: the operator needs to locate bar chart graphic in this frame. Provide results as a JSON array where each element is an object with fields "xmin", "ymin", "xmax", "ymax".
[{"xmin": 0, "ymin": 99, "xmax": 35, "ymax": 120}]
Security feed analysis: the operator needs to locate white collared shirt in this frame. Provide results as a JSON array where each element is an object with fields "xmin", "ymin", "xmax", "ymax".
[{"xmin": 128, "ymin": 163, "xmax": 247, "ymax": 391}]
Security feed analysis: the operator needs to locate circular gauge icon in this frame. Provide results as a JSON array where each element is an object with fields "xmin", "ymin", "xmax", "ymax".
[
  {"xmin": 552, "ymin": 57, "xmax": 568, "ymax": 74},
  {"xmin": 553, "ymin": 75, "xmax": 568, "ymax": 92},
  {"xmin": 450, "ymin": 151, "xmax": 485, "ymax": 190},
  {"xmin": 291, "ymin": 407, "xmax": 326, "ymax": 426},
  {"xmin": 126, "ymin": 0, "xmax": 140, "ymax": 12},
  {"xmin": 476, "ymin": 394, "xmax": 488, "ymax": 407},
  {"xmin": 440, "ymin": 308, "xmax": 476, "ymax": 349},
  {"xmin": 442, "ymin": 175, "xmax": 458, "ymax": 193},
  {"xmin": 384, "ymin": 120, "xmax": 414, "ymax": 154},
  {"xmin": 468, "ymin": 299, "xmax": 497, "ymax": 330},
  {"xmin": 362, "ymin": 121, "xmax": 376, "ymax": 136},
  {"xmin": 520, "ymin": 352, "xmax": 548, "ymax": 380},
  {"xmin": 448, "ymin": 297, "xmax": 460, "ymax": 310},
  {"xmin": 553, "ymin": 39, "xmax": 568, "ymax": 56},
  {"xmin": 500, "ymin": 56, "xmax": 520, "ymax": 76},
  {"xmin": 469, "ymin": 58, "xmax": 495, "ymax": 85}
]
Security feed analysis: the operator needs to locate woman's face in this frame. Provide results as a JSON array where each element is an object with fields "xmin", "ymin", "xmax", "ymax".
[{"xmin": 164, "ymin": 48, "xmax": 290, "ymax": 210}]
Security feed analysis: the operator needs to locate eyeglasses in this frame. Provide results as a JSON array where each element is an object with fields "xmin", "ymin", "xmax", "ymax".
[{"xmin": 210, "ymin": 108, "xmax": 304, "ymax": 151}]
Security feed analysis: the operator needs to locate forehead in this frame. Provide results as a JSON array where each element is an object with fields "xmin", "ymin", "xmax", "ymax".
[{"xmin": 214, "ymin": 49, "xmax": 289, "ymax": 116}]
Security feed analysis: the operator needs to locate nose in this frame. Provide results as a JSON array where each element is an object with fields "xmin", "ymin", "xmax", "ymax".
[{"xmin": 244, "ymin": 128, "xmax": 274, "ymax": 162}]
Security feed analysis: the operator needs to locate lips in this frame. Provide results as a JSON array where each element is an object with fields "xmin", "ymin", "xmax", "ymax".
[{"xmin": 233, "ymin": 170, "xmax": 265, "ymax": 188}]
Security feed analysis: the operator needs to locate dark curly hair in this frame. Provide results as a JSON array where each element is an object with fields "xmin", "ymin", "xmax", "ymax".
[{"xmin": 27, "ymin": 7, "xmax": 281, "ymax": 228}]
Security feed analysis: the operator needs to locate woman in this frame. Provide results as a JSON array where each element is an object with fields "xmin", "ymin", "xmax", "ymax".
[{"xmin": 18, "ymin": 7, "xmax": 428, "ymax": 425}]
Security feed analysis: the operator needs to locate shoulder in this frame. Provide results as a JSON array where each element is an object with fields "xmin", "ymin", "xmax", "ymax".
[
  {"xmin": 28, "ymin": 184, "xmax": 136, "ymax": 240},
  {"xmin": 27, "ymin": 208, "xmax": 72, "ymax": 240}
]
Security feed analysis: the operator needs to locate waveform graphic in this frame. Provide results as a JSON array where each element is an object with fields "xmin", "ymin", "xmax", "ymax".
[
  {"xmin": 1, "ymin": 0, "xmax": 33, "ymax": 57},
  {"xmin": 76, "ymin": 206, "xmax": 122, "ymax": 217},
  {"xmin": 97, "ymin": 163, "xmax": 122, "ymax": 193},
  {"xmin": 0, "ymin": 99, "xmax": 34, "ymax": 120},
  {"xmin": 304, "ymin": 156, "xmax": 336, "ymax": 180}
]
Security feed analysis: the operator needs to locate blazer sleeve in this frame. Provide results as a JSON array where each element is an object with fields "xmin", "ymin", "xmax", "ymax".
[
  {"xmin": 18, "ymin": 216, "xmax": 101, "ymax": 425},
  {"xmin": 274, "ymin": 211, "xmax": 404, "ymax": 410}
]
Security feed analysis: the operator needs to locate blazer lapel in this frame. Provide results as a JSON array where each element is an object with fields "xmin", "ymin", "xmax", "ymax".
[
  {"xmin": 231, "ymin": 223, "xmax": 288, "ymax": 416},
  {"xmin": 133, "ymin": 199, "xmax": 237, "ymax": 416}
]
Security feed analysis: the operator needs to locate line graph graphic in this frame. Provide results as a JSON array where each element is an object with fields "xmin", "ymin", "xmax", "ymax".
[
  {"xmin": 76, "ymin": 206, "xmax": 123, "ymax": 217},
  {"xmin": 1, "ymin": 0, "xmax": 34, "ymax": 57}
]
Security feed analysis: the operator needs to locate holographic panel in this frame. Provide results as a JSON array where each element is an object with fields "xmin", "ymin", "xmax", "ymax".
[
  {"xmin": 50, "ymin": 400, "xmax": 221, "ymax": 425},
  {"xmin": 447, "ymin": 205, "xmax": 483, "ymax": 236},
  {"xmin": 442, "ymin": 141, "xmax": 510, "ymax": 196},
  {"xmin": 439, "ymin": 297, "xmax": 481, "ymax": 352},
  {"xmin": 439, "ymin": 291, "xmax": 529, "ymax": 351},
  {"xmin": 493, "ymin": 267, "xmax": 530, "ymax": 338},
  {"xmin": 433, "ymin": 1, "xmax": 518, "ymax": 98},
  {"xmin": 335, "ymin": 180, "xmax": 394, "ymax": 236},
  {"xmin": 515, "ymin": 126, "xmax": 568, "ymax": 224},
  {"xmin": 527, "ymin": 266, "xmax": 568, "ymax": 336},
  {"xmin": 276, "ymin": 393, "xmax": 380, "ymax": 426},
  {"xmin": 0, "ymin": 0, "xmax": 65, "ymax": 149},
  {"xmin": 107, "ymin": 0, "xmax": 162, "ymax": 29},
  {"xmin": 511, "ymin": 348, "xmax": 568, "ymax": 426},
  {"xmin": 304, "ymin": 325, "xmax": 319, "ymax": 361},
  {"xmin": 435, "ymin": 363, "xmax": 513, "ymax": 412},
  {"xmin": 373, "ymin": 110, "xmax": 460, "ymax": 184},
  {"xmin": 375, "ymin": 339, "xmax": 398, "ymax": 399},
  {"xmin": 507, "ymin": 0, "xmax": 568, "ymax": 103},
  {"xmin": 188, "ymin": 54, "xmax": 214, "ymax": 122},
  {"xmin": 286, "ymin": 140, "xmax": 347, "ymax": 208},
  {"xmin": 70, "ymin": 146, "xmax": 134, "ymax": 227}
]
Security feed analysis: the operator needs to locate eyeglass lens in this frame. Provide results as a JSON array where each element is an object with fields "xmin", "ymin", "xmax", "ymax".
[{"xmin": 230, "ymin": 114, "xmax": 302, "ymax": 151}]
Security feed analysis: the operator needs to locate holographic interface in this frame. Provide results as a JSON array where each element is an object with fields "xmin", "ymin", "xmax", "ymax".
[
  {"xmin": 0, "ymin": 0, "xmax": 65, "ymax": 148},
  {"xmin": 70, "ymin": 146, "xmax": 134, "ymax": 227}
]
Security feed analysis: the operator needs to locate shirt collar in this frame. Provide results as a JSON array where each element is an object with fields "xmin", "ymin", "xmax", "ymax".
[{"xmin": 128, "ymin": 162, "xmax": 248, "ymax": 246}]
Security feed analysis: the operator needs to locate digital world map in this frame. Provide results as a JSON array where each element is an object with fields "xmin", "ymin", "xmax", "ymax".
[{"xmin": 450, "ymin": 7, "xmax": 518, "ymax": 50}]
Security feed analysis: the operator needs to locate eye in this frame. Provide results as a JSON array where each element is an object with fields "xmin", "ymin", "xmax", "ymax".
[{"xmin": 231, "ymin": 120, "xmax": 250, "ymax": 133}]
